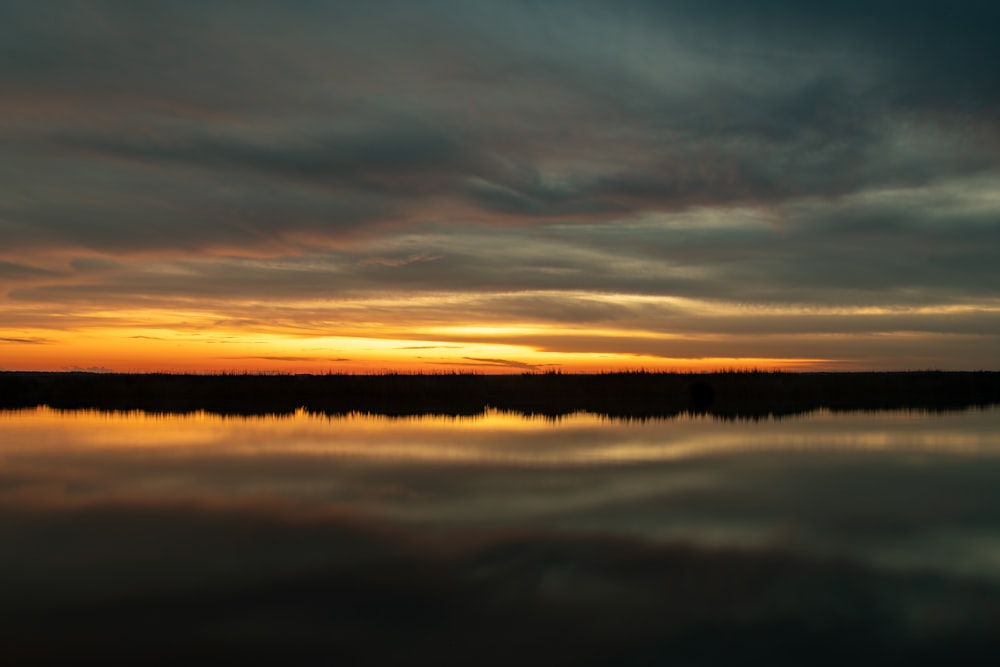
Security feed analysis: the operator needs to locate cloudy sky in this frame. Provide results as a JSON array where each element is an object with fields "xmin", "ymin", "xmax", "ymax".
[{"xmin": 1, "ymin": 0, "xmax": 998, "ymax": 372}]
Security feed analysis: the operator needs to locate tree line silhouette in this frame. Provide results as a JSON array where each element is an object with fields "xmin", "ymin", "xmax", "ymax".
[{"xmin": 2, "ymin": 370, "xmax": 998, "ymax": 418}]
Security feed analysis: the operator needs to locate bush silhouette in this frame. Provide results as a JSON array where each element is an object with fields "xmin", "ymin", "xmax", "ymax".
[{"xmin": 689, "ymin": 381, "xmax": 715, "ymax": 412}]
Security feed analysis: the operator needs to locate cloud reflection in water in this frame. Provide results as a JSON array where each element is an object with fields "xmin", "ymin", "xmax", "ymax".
[{"xmin": 2, "ymin": 407, "xmax": 1000, "ymax": 663}]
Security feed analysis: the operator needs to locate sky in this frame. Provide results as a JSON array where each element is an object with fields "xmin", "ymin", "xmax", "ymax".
[{"xmin": 1, "ymin": 0, "xmax": 999, "ymax": 373}]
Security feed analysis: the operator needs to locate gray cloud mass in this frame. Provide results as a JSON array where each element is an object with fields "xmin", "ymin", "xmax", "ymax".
[{"xmin": 1, "ymin": 1, "xmax": 998, "ymax": 368}]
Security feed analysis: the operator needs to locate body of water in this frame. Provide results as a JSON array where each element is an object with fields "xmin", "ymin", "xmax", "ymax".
[{"xmin": 3, "ymin": 407, "xmax": 999, "ymax": 664}]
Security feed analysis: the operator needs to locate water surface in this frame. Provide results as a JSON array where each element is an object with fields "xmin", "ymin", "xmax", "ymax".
[{"xmin": 3, "ymin": 407, "xmax": 999, "ymax": 664}]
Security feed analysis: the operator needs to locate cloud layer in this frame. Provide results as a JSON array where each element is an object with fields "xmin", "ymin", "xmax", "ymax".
[{"xmin": 1, "ymin": 1, "xmax": 998, "ymax": 370}]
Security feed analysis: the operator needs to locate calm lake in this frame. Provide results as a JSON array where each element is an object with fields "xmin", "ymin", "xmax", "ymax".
[{"xmin": 3, "ymin": 406, "xmax": 1000, "ymax": 664}]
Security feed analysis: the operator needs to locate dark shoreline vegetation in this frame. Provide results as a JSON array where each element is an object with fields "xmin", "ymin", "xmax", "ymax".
[{"xmin": 2, "ymin": 370, "xmax": 999, "ymax": 419}]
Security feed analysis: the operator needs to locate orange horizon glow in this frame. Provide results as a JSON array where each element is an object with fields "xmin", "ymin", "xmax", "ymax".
[
  {"xmin": 3, "ymin": 292, "xmax": 996, "ymax": 374},
  {"xmin": 0, "ymin": 332, "xmax": 832, "ymax": 374},
  {"xmin": 1, "ymin": 311, "xmax": 833, "ymax": 374},
  {"xmin": 0, "ymin": 331, "xmax": 850, "ymax": 375}
]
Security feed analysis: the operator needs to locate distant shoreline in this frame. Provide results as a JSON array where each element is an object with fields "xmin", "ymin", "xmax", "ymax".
[{"xmin": 2, "ymin": 370, "xmax": 999, "ymax": 419}]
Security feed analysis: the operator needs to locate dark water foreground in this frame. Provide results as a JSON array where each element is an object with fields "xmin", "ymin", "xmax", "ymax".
[
  {"xmin": 3, "ymin": 403, "xmax": 1000, "ymax": 664},
  {"xmin": 2, "ymin": 370, "xmax": 999, "ymax": 417},
  {"xmin": 3, "ymin": 503, "xmax": 998, "ymax": 665}
]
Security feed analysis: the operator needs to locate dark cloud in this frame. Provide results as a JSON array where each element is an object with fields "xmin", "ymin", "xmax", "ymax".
[
  {"xmin": 5, "ymin": 195, "xmax": 1000, "ymax": 315},
  {"xmin": 2, "ymin": 0, "xmax": 997, "ymax": 252},
  {"xmin": 0, "ymin": 261, "xmax": 56, "ymax": 280},
  {"xmin": 51, "ymin": 124, "xmax": 476, "ymax": 196}
]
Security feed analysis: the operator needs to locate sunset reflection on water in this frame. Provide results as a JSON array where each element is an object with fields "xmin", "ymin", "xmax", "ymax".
[
  {"xmin": 4, "ymin": 405, "xmax": 999, "ymax": 460},
  {"xmin": 3, "ymin": 407, "xmax": 1000, "ymax": 664},
  {"xmin": 3, "ymin": 406, "xmax": 1000, "ymax": 566}
]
